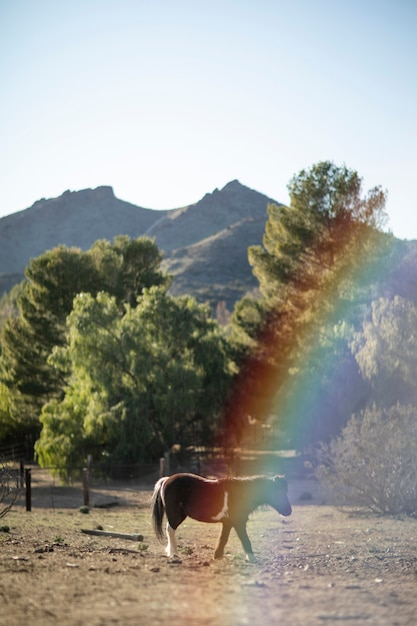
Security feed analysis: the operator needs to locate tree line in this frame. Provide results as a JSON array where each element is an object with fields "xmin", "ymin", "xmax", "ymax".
[{"xmin": 1, "ymin": 161, "xmax": 417, "ymax": 511}]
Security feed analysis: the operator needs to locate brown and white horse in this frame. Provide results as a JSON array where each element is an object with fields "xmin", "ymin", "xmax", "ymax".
[{"xmin": 151, "ymin": 472, "xmax": 292, "ymax": 562}]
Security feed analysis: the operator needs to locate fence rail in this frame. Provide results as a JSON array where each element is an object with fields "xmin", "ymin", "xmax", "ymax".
[
  {"xmin": 17, "ymin": 461, "xmax": 161, "ymax": 512},
  {"xmin": 0, "ymin": 441, "xmax": 28, "ymax": 462}
]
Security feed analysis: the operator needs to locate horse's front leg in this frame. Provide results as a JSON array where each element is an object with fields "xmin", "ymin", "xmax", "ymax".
[
  {"xmin": 214, "ymin": 522, "xmax": 232, "ymax": 559},
  {"xmin": 234, "ymin": 521, "xmax": 255, "ymax": 562}
]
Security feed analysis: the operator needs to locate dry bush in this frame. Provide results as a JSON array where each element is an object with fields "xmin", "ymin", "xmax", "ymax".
[
  {"xmin": 0, "ymin": 458, "xmax": 22, "ymax": 519},
  {"xmin": 316, "ymin": 404, "xmax": 417, "ymax": 515}
]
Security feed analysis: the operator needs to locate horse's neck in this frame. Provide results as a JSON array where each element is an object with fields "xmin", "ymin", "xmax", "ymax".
[
  {"xmin": 251, "ymin": 478, "xmax": 270, "ymax": 507},
  {"xmin": 235, "ymin": 478, "xmax": 269, "ymax": 512}
]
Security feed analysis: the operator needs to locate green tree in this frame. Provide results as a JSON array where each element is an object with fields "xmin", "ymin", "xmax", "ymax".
[
  {"xmin": 0, "ymin": 383, "xmax": 14, "ymax": 440},
  {"xmin": 352, "ymin": 296, "xmax": 417, "ymax": 407},
  {"xmin": 0, "ymin": 246, "xmax": 93, "ymax": 434},
  {"xmin": 88, "ymin": 235, "xmax": 168, "ymax": 308},
  {"xmin": 227, "ymin": 161, "xmax": 389, "ymax": 444},
  {"xmin": 0, "ymin": 281, "xmax": 23, "ymax": 331},
  {"xmin": 35, "ymin": 288, "xmax": 234, "ymax": 476},
  {"xmin": 248, "ymin": 160, "xmax": 387, "ymax": 308},
  {"xmin": 0, "ymin": 237, "xmax": 168, "ymax": 439}
]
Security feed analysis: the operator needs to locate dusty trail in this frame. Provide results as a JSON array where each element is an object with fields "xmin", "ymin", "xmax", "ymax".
[{"xmin": 1, "ymin": 476, "xmax": 417, "ymax": 625}]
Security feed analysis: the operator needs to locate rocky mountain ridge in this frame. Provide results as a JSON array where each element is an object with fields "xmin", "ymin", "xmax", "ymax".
[
  {"xmin": 2, "ymin": 181, "xmax": 416, "ymax": 313},
  {"xmin": 0, "ymin": 180, "xmax": 277, "ymax": 308}
]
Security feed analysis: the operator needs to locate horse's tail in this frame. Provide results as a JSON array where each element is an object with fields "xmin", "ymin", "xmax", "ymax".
[{"xmin": 151, "ymin": 477, "xmax": 167, "ymax": 542}]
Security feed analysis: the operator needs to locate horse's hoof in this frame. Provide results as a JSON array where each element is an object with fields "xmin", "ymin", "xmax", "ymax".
[
  {"xmin": 168, "ymin": 555, "xmax": 182, "ymax": 564},
  {"xmin": 245, "ymin": 553, "xmax": 257, "ymax": 563}
]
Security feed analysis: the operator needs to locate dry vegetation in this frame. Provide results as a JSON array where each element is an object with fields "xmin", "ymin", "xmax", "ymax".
[{"xmin": 1, "ymin": 472, "xmax": 417, "ymax": 625}]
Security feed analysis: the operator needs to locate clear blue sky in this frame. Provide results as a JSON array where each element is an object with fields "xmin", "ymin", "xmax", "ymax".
[{"xmin": 1, "ymin": 1, "xmax": 416, "ymax": 239}]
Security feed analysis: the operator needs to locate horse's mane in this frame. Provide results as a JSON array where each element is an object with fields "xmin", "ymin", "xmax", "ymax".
[{"xmin": 215, "ymin": 474, "xmax": 285, "ymax": 484}]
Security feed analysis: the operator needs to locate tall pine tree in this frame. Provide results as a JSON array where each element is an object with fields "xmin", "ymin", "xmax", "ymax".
[{"xmin": 227, "ymin": 162, "xmax": 389, "ymax": 444}]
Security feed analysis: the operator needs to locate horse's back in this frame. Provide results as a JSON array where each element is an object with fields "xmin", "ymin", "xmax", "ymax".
[{"xmin": 162, "ymin": 473, "xmax": 229, "ymax": 525}]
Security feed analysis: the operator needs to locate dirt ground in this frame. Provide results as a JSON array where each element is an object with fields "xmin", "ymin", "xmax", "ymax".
[{"xmin": 1, "ymin": 471, "xmax": 417, "ymax": 626}]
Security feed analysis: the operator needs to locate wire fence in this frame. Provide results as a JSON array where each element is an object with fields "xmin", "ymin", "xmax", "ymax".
[
  {"xmin": 1, "ymin": 443, "xmax": 307, "ymax": 512},
  {"xmin": 0, "ymin": 440, "xmax": 30, "ymax": 463},
  {"xmin": 15, "ymin": 462, "xmax": 159, "ymax": 512},
  {"xmin": 4, "ymin": 449, "xmax": 212, "ymax": 511}
]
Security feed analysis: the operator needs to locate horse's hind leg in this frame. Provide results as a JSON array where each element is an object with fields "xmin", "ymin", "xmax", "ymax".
[
  {"xmin": 214, "ymin": 522, "xmax": 232, "ymax": 559},
  {"xmin": 163, "ymin": 495, "xmax": 186, "ymax": 558},
  {"xmin": 164, "ymin": 510, "xmax": 186, "ymax": 558},
  {"xmin": 234, "ymin": 522, "xmax": 255, "ymax": 562},
  {"xmin": 165, "ymin": 523, "xmax": 179, "ymax": 557}
]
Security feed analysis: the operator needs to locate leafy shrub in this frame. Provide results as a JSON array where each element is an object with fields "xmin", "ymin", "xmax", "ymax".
[{"xmin": 316, "ymin": 404, "xmax": 417, "ymax": 515}]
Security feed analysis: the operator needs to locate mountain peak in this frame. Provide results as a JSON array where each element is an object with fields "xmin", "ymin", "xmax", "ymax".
[
  {"xmin": 220, "ymin": 179, "xmax": 242, "ymax": 191},
  {"xmin": 30, "ymin": 186, "xmax": 115, "ymax": 210},
  {"xmin": 0, "ymin": 180, "xmax": 278, "ymax": 305},
  {"xmin": 78, "ymin": 185, "xmax": 115, "ymax": 199}
]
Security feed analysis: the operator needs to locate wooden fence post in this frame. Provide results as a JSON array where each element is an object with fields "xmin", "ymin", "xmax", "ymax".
[
  {"xmin": 25, "ymin": 468, "xmax": 31, "ymax": 512},
  {"xmin": 82, "ymin": 468, "xmax": 89, "ymax": 507},
  {"xmin": 164, "ymin": 451, "xmax": 170, "ymax": 476},
  {"xmin": 19, "ymin": 461, "xmax": 24, "ymax": 488},
  {"xmin": 159, "ymin": 451, "xmax": 170, "ymax": 477},
  {"xmin": 159, "ymin": 458, "xmax": 165, "ymax": 478}
]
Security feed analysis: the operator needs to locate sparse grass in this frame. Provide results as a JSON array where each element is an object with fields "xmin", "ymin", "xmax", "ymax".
[
  {"xmin": 53, "ymin": 534, "xmax": 65, "ymax": 544},
  {"xmin": 6, "ymin": 505, "xmax": 153, "ymax": 545}
]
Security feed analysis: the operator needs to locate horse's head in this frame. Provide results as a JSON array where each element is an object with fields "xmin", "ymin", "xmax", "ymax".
[{"xmin": 271, "ymin": 476, "xmax": 292, "ymax": 516}]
